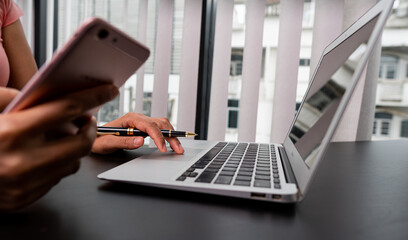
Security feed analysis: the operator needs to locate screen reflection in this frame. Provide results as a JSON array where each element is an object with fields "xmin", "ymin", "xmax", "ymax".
[{"xmin": 289, "ymin": 43, "xmax": 368, "ymax": 168}]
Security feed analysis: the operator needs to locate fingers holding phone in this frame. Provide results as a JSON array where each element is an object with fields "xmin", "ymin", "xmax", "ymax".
[{"xmin": 0, "ymin": 84, "xmax": 118, "ymax": 211}]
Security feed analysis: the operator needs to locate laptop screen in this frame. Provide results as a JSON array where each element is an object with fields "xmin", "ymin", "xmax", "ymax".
[{"xmin": 288, "ymin": 14, "xmax": 380, "ymax": 168}]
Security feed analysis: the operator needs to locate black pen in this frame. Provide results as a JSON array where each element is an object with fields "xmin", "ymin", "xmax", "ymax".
[{"xmin": 97, "ymin": 126, "xmax": 197, "ymax": 137}]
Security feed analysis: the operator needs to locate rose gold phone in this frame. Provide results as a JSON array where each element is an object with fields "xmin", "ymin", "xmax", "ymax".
[{"xmin": 3, "ymin": 17, "xmax": 149, "ymax": 113}]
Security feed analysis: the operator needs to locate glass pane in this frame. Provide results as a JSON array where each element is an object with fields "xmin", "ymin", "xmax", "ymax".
[
  {"xmin": 256, "ymin": 0, "xmax": 278, "ymax": 143},
  {"xmin": 226, "ymin": 0, "xmax": 314, "ymax": 142},
  {"xmin": 373, "ymin": 121, "xmax": 377, "ymax": 134},
  {"xmin": 57, "ymin": 0, "xmax": 185, "ymax": 128},
  {"xmin": 230, "ymin": 48, "xmax": 243, "ymax": 76},
  {"xmin": 386, "ymin": 65, "xmax": 396, "ymax": 79},
  {"xmin": 375, "ymin": 112, "xmax": 393, "ymax": 119},
  {"xmin": 401, "ymin": 120, "xmax": 408, "ymax": 138},
  {"xmin": 376, "ymin": 0, "xmax": 408, "ymax": 140},
  {"xmin": 381, "ymin": 121, "xmax": 390, "ymax": 135},
  {"xmin": 226, "ymin": 1, "xmax": 246, "ymax": 141},
  {"xmin": 299, "ymin": 58, "xmax": 311, "ymax": 66},
  {"xmin": 228, "ymin": 99, "xmax": 240, "ymax": 108},
  {"xmin": 406, "ymin": 64, "xmax": 408, "ymax": 78},
  {"xmin": 228, "ymin": 110, "xmax": 239, "ymax": 128}
]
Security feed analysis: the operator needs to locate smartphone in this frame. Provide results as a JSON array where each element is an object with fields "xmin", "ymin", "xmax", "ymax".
[{"xmin": 3, "ymin": 17, "xmax": 150, "ymax": 113}]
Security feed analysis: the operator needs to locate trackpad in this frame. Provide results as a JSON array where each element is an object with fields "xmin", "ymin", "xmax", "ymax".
[
  {"xmin": 99, "ymin": 147, "xmax": 206, "ymax": 181},
  {"xmin": 137, "ymin": 147, "xmax": 205, "ymax": 162}
]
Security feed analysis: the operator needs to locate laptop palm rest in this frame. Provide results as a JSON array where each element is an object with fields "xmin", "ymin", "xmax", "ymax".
[{"xmin": 98, "ymin": 146, "xmax": 206, "ymax": 182}]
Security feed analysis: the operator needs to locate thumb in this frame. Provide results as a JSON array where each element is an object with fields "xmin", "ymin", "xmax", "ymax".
[{"xmin": 0, "ymin": 87, "xmax": 19, "ymax": 111}]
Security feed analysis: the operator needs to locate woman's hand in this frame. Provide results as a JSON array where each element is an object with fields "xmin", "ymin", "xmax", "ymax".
[
  {"xmin": 0, "ymin": 84, "xmax": 118, "ymax": 211},
  {"xmin": 91, "ymin": 112, "xmax": 184, "ymax": 155}
]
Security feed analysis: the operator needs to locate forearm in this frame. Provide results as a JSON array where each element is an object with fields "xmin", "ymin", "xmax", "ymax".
[{"xmin": 2, "ymin": 20, "xmax": 38, "ymax": 90}]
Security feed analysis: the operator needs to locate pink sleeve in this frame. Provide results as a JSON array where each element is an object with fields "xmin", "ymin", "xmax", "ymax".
[{"xmin": 2, "ymin": 0, "xmax": 23, "ymax": 27}]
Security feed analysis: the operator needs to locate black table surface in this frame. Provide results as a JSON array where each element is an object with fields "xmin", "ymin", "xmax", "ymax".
[{"xmin": 1, "ymin": 140, "xmax": 408, "ymax": 240}]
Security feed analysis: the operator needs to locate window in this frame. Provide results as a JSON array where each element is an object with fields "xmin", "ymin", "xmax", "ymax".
[
  {"xmin": 227, "ymin": 99, "xmax": 239, "ymax": 128},
  {"xmin": 230, "ymin": 49, "xmax": 243, "ymax": 76},
  {"xmin": 373, "ymin": 119, "xmax": 391, "ymax": 136},
  {"xmin": 296, "ymin": 102, "xmax": 301, "ymax": 111},
  {"xmin": 24, "ymin": 0, "xmax": 408, "ymax": 142},
  {"xmin": 386, "ymin": 65, "xmax": 396, "ymax": 79},
  {"xmin": 373, "ymin": 121, "xmax": 377, "ymax": 134},
  {"xmin": 401, "ymin": 120, "xmax": 408, "ymax": 138},
  {"xmin": 381, "ymin": 121, "xmax": 390, "ymax": 135},
  {"xmin": 142, "ymin": 92, "xmax": 152, "ymax": 117},
  {"xmin": 97, "ymin": 97, "xmax": 120, "ymax": 124},
  {"xmin": 299, "ymin": 58, "xmax": 310, "ymax": 66},
  {"xmin": 265, "ymin": 4, "xmax": 280, "ymax": 17},
  {"xmin": 375, "ymin": 112, "xmax": 393, "ymax": 119},
  {"xmin": 55, "ymin": 0, "xmax": 185, "ymax": 128},
  {"xmin": 379, "ymin": 55, "xmax": 399, "ymax": 80},
  {"xmin": 406, "ymin": 64, "xmax": 408, "ymax": 78},
  {"xmin": 373, "ymin": 112, "xmax": 393, "ymax": 137}
]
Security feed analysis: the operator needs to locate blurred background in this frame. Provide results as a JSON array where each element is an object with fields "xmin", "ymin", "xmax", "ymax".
[{"xmin": 15, "ymin": 0, "xmax": 408, "ymax": 142}]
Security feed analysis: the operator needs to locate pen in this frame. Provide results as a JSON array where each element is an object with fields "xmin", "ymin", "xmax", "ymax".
[{"xmin": 97, "ymin": 126, "xmax": 197, "ymax": 137}]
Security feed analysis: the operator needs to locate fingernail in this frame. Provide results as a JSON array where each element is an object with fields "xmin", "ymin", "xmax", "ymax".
[
  {"xmin": 162, "ymin": 142, "xmax": 167, "ymax": 152},
  {"xmin": 178, "ymin": 143, "xmax": 184, "ymax": 152},
  {"xmin": 134, "ymin": 137, "xmax": 143, "ymax": 147}
]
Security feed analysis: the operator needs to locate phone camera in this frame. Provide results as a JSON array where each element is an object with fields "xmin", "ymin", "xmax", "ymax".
[{"xmin": 98, "ymin": 29, "xmax": 109, "ymax": 39}]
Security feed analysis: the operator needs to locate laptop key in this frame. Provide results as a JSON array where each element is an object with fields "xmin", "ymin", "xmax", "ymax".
[
  {"xmin": 214, "ymin": 176, "xmax": 233, "ymax": 185},
  {"xmin": 192, "ymin": 162, "xmax": 209, "ymax": 169},
  {"xmin": 223, "ymin": 167, "xmax": 237, "ymax": 172},
  {"xmin": 200, "ymin": 146, "xmax": 224, "ymax": 161},
  {"xmin": 195, "ymin": 172, "xmax": 216, "ymax": 183},
  {"xmin": 238, "ymin": 167, "xmax": 253, "ymax": 172},
  {"xmin": 254, "ymin": 180, "xmax": 271, "ymax": 188},
  {"xmin": 237, "ymin": 171, "xmax": 252, "ymax": 176},
  {"xmin": 233, "ymin": 180, "xmax": 251, "ymax": 186},
  {"xmin": 176, "ymin": 176, "xmax": 186, "ymax": 181},
  {"xmin": 255, "ymin": 170, "xmax": 270, "ymax": 176},
  {"xmin": 235, "ymin": 175, "xmax": 252, "ymax": 181},
  {"xmin": 205, "ymin": 168, "xmax": 219, "ymax": 173},
  {"xmin": 219, "ymin": 171, "xmax": 235, "ymax": 176},
  {"xmin": 209, "ymin": 163, "xmax": 223, "ymax": 168},
  {"xmin": 256, "ymin": 166, "xmax": 270, "ymax": 172},
  {"xmin": 255, "ymin": 175, "xmax": 271, "ymax": 181}
]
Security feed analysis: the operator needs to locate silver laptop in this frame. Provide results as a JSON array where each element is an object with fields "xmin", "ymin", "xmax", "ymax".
[{"xmin": 98, "ymin": 0, "xmax": 393, "ymax": 203}]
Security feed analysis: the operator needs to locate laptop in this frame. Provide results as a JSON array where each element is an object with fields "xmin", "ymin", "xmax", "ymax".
[{"xmin": 98, "ymin": 0, "xmax": 393, "ymax": 203}]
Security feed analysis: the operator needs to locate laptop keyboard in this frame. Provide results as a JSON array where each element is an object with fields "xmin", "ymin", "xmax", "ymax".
[{"xmin": 176, "ymin": 142, "xmax": 281, "ymax": 189}]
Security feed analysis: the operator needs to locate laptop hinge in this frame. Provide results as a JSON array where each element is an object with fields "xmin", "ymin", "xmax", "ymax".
[{"xmin": 278, "ymin": 146, "xmax": 297, "ymax": 184}]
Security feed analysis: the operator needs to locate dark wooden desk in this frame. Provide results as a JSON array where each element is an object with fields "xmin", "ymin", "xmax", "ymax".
[{"xmin": 1, "ymin": 140, "xmax": 408, "ymax": 240}]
